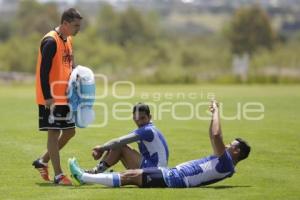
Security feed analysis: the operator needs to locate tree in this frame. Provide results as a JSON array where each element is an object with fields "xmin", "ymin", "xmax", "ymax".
[
  {"xmin": 97, "ymin": 3, "xmax": 121, "ymax": 43},
  {"xmin": 226, "ymin": 5, "xmax": 276, "ymax": 56},
  {"xmin": 0, "ymin": 21, "xmax": 12, "ymax": 42},
  {"xmin": 97, "ymin": 5, "xmax": 160, "ymax": 46},
  {"xmin": 15, "ymin": 0, "xmax": 59, "ymax": 36},
  {"xmin": 118, "ymin": 7, "xmax": 159, "ymax": 46}
]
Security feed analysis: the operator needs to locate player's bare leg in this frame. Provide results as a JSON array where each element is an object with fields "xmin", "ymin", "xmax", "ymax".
[
  {"xmin": 46, "ymin": 129, "xmax": 62, "ymax": 176},
  {"xmin": 105, "ymin": 145, "xmax": 141, "ymax": 169},
  {"xmin": 120, "ymin": 169, "xmax": 143, "ymax": 186},
  {"xmin": 86, "ymin": 145, "xmax": 141, "ymax": 173},
  {"xmin": 47, "ymin": 129, "xmax": 74, "ymax": 185},
  {"xmin": 40, "ymin": 128, "xmax": 75, "ymax": 163}
]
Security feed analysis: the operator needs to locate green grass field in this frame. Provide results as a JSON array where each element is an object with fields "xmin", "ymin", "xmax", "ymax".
[{"xmin": 0, "ymin": 84, "xmax": 299, "ymax": 200}]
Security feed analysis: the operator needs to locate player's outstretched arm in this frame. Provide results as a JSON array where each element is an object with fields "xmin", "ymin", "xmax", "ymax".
[
  {"xmin": 102, "ymin": 133, "xmax": 140, "ymax": 151},
  {"xmin": 209, "ymin": 100, "xmax": 226, "ymax": 157},
  {"xmin": 92, "ymin": 133, "xmax": 140, "ymax": 160}
]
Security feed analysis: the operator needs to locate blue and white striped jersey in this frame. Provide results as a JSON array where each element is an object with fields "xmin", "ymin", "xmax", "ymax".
[
  {"xmin": 132, "ymin": 122, "xmax": 169, "ymax": 168},
  {"xmin": 161, "ymin": 150, "xmax": 235, "ymax": 188}
]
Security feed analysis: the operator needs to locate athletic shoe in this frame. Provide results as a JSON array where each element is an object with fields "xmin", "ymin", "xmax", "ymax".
[
  {"xmin": 84, "ymin": 161, "xmax": 109, "ymax": 174},
  {"xmin": 68, "ymin": 157, "xmax": 84, "ymax": 185},
  {"xmin": 84, "ymin": 167, "xmax": 98, "ymax": 174},
  {"xmin": 32, "ymin": 159, "xmax": 51, "ymax": 181},
  {"xmin": 54, "ymin": 174, "xmax": 72, "ymax": 186}
]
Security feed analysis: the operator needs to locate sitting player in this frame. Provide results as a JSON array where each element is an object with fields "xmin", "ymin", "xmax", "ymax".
[
  {"xmin": 69, "ymin": 100, "xmax": 251, "ymax": 188},
  {"xmin": 85, "ymin": 103, "xmax": 169, "ymax": 174}
]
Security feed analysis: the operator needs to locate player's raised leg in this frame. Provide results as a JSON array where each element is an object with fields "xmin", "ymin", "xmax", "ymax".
[
  {"xmin": 119, "ymin": 145, "xmax": 142, "ymax": 169},
  {"xmin": 86, "ymin": 145, "xmax": 141, "ymax": 174},
  {"xmin": 102, "ymin": 145, "xmax": 141, "ymax": 169}
]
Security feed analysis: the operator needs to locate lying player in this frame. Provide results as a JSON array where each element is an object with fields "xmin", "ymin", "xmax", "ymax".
[
  {"xmin": 84, "ymin": 103, "xmax": 169, "ymax": 174},
  {"xmin": 69, "ymin": 100, "xmax": 251, "ymax": 188}
]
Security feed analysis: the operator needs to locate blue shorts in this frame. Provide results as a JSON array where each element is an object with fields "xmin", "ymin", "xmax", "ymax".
[{"xmin": 160, "ymin": 167, "xmax": 187, "ymax": 188}]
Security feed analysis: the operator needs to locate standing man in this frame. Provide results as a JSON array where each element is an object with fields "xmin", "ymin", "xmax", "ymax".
[{"xmin": 33, "ymin": 8, "xmax": 82, "ymax": 185}]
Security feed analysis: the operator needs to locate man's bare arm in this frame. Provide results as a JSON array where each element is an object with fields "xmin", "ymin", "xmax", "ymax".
[
  {"xmin": 209, "ymin": 100, "xmax": 226, "ymax": 157},
  {"xmin": 100, "ymin": 133, "xmax": 140, "ymax": 151},
  {"xmin": 91, "ymin": 133, "xmax": 140, "ymax": 160}
]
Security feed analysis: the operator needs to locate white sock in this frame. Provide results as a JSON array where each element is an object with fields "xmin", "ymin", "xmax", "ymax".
[{"xmin": 81, "ymin": 172, "xmax": 121, "ymax": 187}]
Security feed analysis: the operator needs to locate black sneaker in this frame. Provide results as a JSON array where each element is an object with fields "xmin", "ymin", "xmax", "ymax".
[
  {"xmin": 84, "ymin": 167, "xmax": 98, "ymax": 174},
  {"xmin": 84, "ymin": 161, "xmax": 110, "ymax": 174}
]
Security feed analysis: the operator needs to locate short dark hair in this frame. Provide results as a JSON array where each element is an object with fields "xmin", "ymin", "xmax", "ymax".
[
  {"xmin": 235, "ymin": 138, "xmax": 251, "ymax": 161},
  {"xmin": 61, "ymin": 8, "xmax": 82, "ymax": 24},
  {"xmin": 133, "ymin": 103, "xmax": 150, "ymax": 116}
]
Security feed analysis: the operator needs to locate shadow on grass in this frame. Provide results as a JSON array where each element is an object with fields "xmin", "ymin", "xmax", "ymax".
[
  {"xmin": 36, "ymin": 182, "xmax": 138, "ymax": 189},
  {"xmin": 201, "ymin": 185, "xmax": 251, "ymax": 190},
  {"xmin": 68, "ymin": 185, "xmax": 139, "ymax": 190},
  {"xmin": 35, "ymin": 182, "xmax": 73, "ymax": 187},
  {"xmin": 68, "ymin": 185, "xmax": 252, "ymax": 190}
]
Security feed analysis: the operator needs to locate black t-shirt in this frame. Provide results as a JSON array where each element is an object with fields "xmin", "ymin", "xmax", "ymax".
[{"xmin": 39, "ymin": 36, "xmax": 57, "ymax": 100}]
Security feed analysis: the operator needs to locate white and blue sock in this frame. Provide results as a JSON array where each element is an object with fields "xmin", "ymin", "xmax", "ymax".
[{"xmin": 81, "ymin": 172, "xmax": 121, "ymax": 187}]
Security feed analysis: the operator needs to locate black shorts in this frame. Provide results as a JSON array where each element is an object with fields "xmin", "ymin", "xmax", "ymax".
[
  {"xmin": 38, "ymin": 105, "xmax": 75, "ymax": 131},
  {"xmin": 141, "ymin": 168, "xmax": 167, "ymax": 188}
]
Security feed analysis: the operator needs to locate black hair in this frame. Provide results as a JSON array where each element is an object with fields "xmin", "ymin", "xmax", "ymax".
[
  {"xmin": 235, "ymin": 138, "xmax": 251, "ymax": 161},
  {"xmin": 61, "ymin": 8, "xmax": 82, "ymax": 24},
  {"xmin": 133, "ymin": 103, "xmax": 150, "ymax": 117}
]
